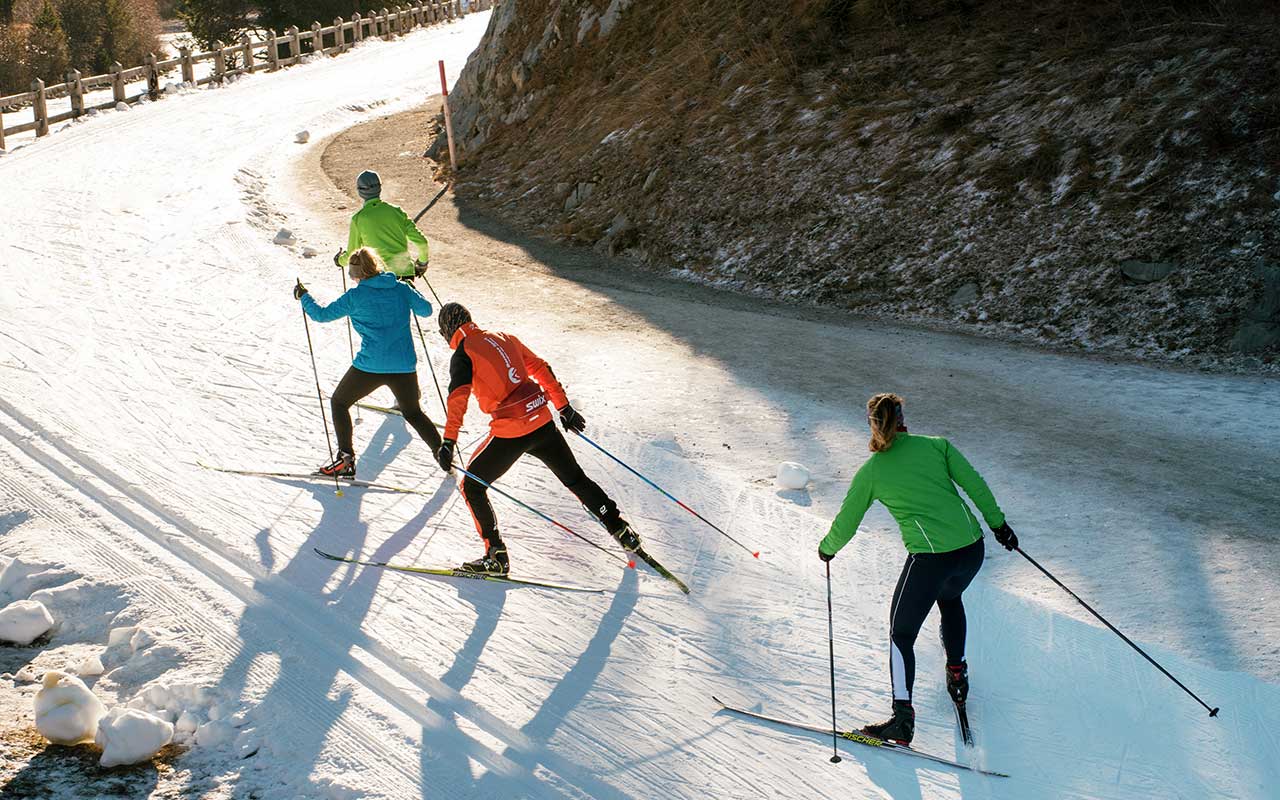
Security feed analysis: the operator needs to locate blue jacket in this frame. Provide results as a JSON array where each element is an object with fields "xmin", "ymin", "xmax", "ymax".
[{"xmin": 301, "ymin": 273, "xmax": 433, "ymax": 374}]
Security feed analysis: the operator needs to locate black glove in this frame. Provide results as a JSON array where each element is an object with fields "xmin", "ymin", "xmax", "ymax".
[
  {"xmin": 992, "ymin": 521, "xmax": 1018, "ymax": 551},
  {"xmin": 559, "ymin": 404, "xmax": 586, "ymax": 433},
  {"xmin": 435, "ymin": 439, "xmax": 455, "ymax": 472},
  {"xmin": 333, "ymin": 248, "xmax": 343, "ymax": 267},
  {"xmin": 414, "ymin": 260, "xmax": 429, "ymax": 278},
  {"xmin": 818, "ymin": 546, "xmax": 835, "ymax": 563},
  {"xmin": 293, "ymin": 280, "xmax": 308, "ymax": 300}
]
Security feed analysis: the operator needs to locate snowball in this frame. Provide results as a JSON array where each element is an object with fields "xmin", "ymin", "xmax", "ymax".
[
  {"xmin": 273, "ymin": 229, "xmax": 296, "ymax": 246},
  {"xmin": 95, "ymin": 707, "xmax": 174, "ymax": 767},
  {"xmin": 115, "ymin": 101, "xmax": 130, "ymax": 111},
  {"xmin": 196, "ymin": 719, "xmax": 235, "ymax": 748},
  {"xmin": 0, "ymin": 557, "xmax": 28, "ymax": 599},
  {"xmin": 295, "ymin": 130, "xmax": 310, "ymax": 144},
  {"xmin": 77, "ymin": 652, "xmax": 105, "ymax": 676},
  {"xmin": 775, "ymin": 462, "xmax": 811, "ymax": 491},
  {"xmin": 35, "ymin": 671, "xmax": 106, "ymax": 744},
  {"xmin": 0, "ymin": 599, "xmax": 54, "ymax": 644},
  {"xmin": 175, "ymin": 710, "xmax": 200, "ymax": 733},
  {"xmin": 107, "ymin": 625, "xmax": 138, "ymax": 648}
]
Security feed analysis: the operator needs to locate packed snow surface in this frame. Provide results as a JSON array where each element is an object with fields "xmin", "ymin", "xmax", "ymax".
[
  {"xmin": 95, "ymin": 707, "xmax": 175, "ymax": 767},
  {"xmin": 0, "ymin": 7, "xmax": 1277, "ymax": 799},
  {"xmin": 0, "ymin": 598, "xmax": 54, "ymax": 644},
  {"xmin": 34, "ymin": 671, "xmax": 107, "ymax": 745}
]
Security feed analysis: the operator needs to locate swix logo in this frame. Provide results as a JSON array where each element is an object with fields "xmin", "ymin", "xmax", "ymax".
[
  {"xmin": 525, "ymin": 395, "xmax": 547, "ymax": 412},
  {"xmin": 508, "ymin": 367, "xmax": 520, "ymax": 384}
]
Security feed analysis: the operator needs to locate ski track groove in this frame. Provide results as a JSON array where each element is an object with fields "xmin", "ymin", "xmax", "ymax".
[{"xmin": 0, "ymin": 394, "xmax": 643, "ymax": 800}]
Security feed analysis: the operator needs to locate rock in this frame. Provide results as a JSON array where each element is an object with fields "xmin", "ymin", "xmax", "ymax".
[
  {"xmin": 273, "ymin": 229, "xmax": 296, "ymax": 246},
  {"xmin": 776, "ymin": 462, "xmax": 811, "ymax": 491},
  {"xmin": 1230, "ymin": 322, "xmax": 1280, "ymax": 353},
  {"xmin": 301, "ymin": 246, "xmax": 318, "ymax": 258},
  {"xmin": 1119, "ymin": 260, "xmax": 1179, "ymax": 284},
  {"xmin": 950, "ymin": 282, "xmax": 979, "ymax": 306},
  {"xmin": 603, "ymin": 213, "xmax": 638, "ymax": 255},
  {"xmin": 295, "ymin": 130, "xmax": 310, "ymax": 144},
  {"xmin": 564, "ymin": 182, "xmax": 596, "ymax": 212},
  {"xmin": 35, "ymin": 671, "xmax": 106, "ymax": 744},
  {"xmin": 510, "ymin": 62, "xmax": 531, "ymax": 91},
  {"xmin": 95, "ymin": 707, "xmax": 174, "ymax": 767},
  {"xmin": 642, "ymin": 168, "xmax": 660, "ymax": 193},
  {"xmin": 1232, "ymin": 263, "xmax": 1280, "ymax": 353},
  {"xmin": 0, "ymin": 599, "xmax": 54, "ymax": 644}
]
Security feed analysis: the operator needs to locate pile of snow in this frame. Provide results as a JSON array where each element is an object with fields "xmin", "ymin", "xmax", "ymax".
[
  {"xmin": 775, "ymin": 461, "xmax": 811, "ymax": 490},
  {"xmin": 0, "ymin": 599, "xmax": 54, "ymax": 644},
  {"xmin": 96, "ymin": 707, "xmax": 174, "ymax": 767},
  {"xmin": 273, "ymin": 229, "xmax": 296, "ymax": 246},
  {"xmin": 115, "ymin": 101, "xmax": 130, "ymax": 112},
  {"xmin": 35, "ymin": 670, "xmax": 106, "ymax": 744},
  {"xmin": 78, "ymin": 652, "xmax": 105, "ymax": 676},
  {"xmin": 295, "ymin": 130, "xmax": 310, "ymax": 144}
]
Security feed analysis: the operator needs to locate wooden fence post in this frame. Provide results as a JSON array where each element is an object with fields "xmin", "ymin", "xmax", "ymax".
[
  {"xmin": 180, "ymin": 46, "xmax": 195, "ymax": 84},
  {"xmin": 310, "ymin": 22, "xmax": 322, "ymax": 53},
  {"xmin": 334, "ymin": 18, "xmax": 344, "ymax": 52},
  {"xmin": 240, "ymin": 34, "xmax": 254, "ymax": 73},
  {"xmin": 213, "ymin": 42, "xmax": 226, "ymax": 82},
  {"xmin": 267, "ymin": 30, "xmax": 280, "ymax": 70},
  {"xmin": 381, "ymin": 8, "xmax": 391, "ymax": 40},
  {"xmin": 112, "ymin": 61, "xmax": 125, "ymax": 103},
  {"xmin": 67, "ymin": 69, "xmax": 84, "ymax": 117},
  {"xmin": 288, "ymin": 26, "xmax": 301, "ymax": 64},
  {"xmin": 352, "ymin": 13, "xmax": 363, "ymax": 42},
  {"xmin": 0, "ymin": 109, "xmax": 5, "ymax": 150},
  {"xmin": 32, "ymin": 79, "xmax": 49, "ymax": 136},
  {"xmin": 144, "ymin": 53, "xmax": 159, "ymax": 99}
]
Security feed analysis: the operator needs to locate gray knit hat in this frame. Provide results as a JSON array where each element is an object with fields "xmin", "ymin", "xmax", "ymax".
[{"xmin": 356, "ymin": 170, "xmax": 381, "ymax": 199}]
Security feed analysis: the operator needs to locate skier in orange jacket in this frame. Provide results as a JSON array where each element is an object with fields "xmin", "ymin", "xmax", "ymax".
[{"xmin": 433, "ymin": 302, "xmax": 641, "ymax": 575}]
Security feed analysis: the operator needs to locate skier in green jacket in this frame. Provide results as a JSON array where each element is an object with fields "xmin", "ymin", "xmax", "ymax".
[
  {"xmin": 818, "ymin": 392, "xmax": 1019, "ymax": 745},
  {"xmin": 335, "ymin": 170, "xmax": 430, "ymax": 280}
]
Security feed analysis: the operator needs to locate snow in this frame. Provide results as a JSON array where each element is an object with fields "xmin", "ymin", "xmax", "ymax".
[
  {"xmin": 95, "ymin": 707, "xmax": 175, "ymax": 767},
  {"xmin": 34, "ymin": 671, "xmax": 107, "ymax": 744},
  {"xmin": 0, "ymin": 598, "xmax": 54, "ymax": 644},
  {"xmin": 0, "ymin": 6, "xmax": 1277, "ymax": 799},
  {"xmin": 776, "ymin": 460, "xmax": 811, "ymax": 490},
  {"xmin": 76, "ymin": 652, "xmax": 105, "ymax": 676}
]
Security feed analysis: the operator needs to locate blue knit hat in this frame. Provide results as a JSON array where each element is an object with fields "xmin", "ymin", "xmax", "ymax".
[{"xmin": 356, "ymin": 170, "xmax": 381, "ymax": 199}]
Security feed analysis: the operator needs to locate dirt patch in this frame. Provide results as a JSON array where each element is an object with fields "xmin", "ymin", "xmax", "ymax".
[{"xmin": 0, "ymin": 725, "xmax": 187, "ymax": 798}]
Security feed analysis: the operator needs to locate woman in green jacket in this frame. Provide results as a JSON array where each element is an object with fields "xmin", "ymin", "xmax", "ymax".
[{"xmin": 818, "ymin": 393, "xmax": 1018, "ymax": 744}]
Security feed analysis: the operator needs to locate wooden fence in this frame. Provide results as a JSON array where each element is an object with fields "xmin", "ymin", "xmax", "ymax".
[{"xmin": 0, "ymin": 0, "xmax": 493, "ymax": 150}]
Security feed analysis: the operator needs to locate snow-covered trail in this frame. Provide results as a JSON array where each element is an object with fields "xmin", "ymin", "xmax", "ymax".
[{"xmin": 1, "ymin": 9, "xmax": 1278, "ymax": 799}]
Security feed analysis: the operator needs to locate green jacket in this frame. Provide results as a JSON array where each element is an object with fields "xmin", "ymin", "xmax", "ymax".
[
  {"xmin": 338, "ymin": 198, "xmax": 429, "ymax": 277},
  {"xmin": 820, "ymin": 433, "xmax": 1005, "ymax": 556}
]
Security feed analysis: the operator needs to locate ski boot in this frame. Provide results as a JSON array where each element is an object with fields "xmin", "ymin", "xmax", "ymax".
[
  {"xmin": 607, "ymin": 520, "xmax": 641, "ymax": 552},
  {"xmin": 862, "ymin": 700, "xmax": 915, "ymax": 745},
  {"xmin": 461, "ymin": 545, "xmax": 509, "ymax": 577},
  {"xmin": 946, "ymin": 661, "xmax": 969, "ymax": 705},
  {"xmin": 317, "ymin": 451, "xmax": 355, "ymax": 478}
]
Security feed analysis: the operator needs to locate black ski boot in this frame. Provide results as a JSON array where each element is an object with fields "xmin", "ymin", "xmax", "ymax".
[
  {"xmin": 946, "ymin": 662, "xmax": 969, "ymax": 705},
  {"xmin": 607, "ymin": 521, "xmax": 641, "ymax": 552},
  {"xmin": 461, "ymin": 544, "xmax": 509, "ymax": 576},
  {"xmin": 317, "ymin": 451, "xmax": 355, "ymax": 478},
  {"xmin": 862, "ymin": 700, "xmax": 915, "ymax": 745}
]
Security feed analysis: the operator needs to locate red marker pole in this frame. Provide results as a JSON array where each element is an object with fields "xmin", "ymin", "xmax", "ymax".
[{"xmin": 438, "ymin": 60, "xmax": 458, "ymax": 172}]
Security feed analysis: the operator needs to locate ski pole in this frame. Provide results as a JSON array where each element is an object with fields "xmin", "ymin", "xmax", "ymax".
[
  {"xmin": 412, "ymin": 183, "xmax": 449, "ymax": 223},
  {"xmin": 571, "ymin": 430, "xmax": 760, "ymax": 558},
  {"xmin": 825, "ymin": 560, "xmax": 841, "ymax": 764},
  {"xmin": 335, "ymin": 253, "xmax": 360, "ymax": 424},
  {"xmin": 449, "ymin": 463, "xmax": 632, "ymax": 567},
  {"xmin": 421, "ymin": 275, "xmax": 444, "ymax": 306},
  {"xmin": 1015, "ymin": 546, "xmax": 1219, "ymax": 717},
  {"xmin": 299, "ymin": 281, "xmax": 342, "ymax": 496},
  {"xmin": 412, "ymin": 311, "xmax": 449, "ymax": 420}
]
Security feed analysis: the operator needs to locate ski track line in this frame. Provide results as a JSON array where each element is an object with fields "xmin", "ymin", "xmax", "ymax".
[
  {"xmin": 0, "ymin": 415, "xmax": 420, "ymax": 798},
  {"xmin": 0, "ymin": 395, "xmax": 641, "ymax": 800}
]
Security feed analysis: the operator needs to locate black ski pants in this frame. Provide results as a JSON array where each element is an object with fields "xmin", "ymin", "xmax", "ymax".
[
  {"xmin": 888, "ymin": 537, "xmax": 984, "ymax": 702},
  {"xmin": 331, "ymin": 367, "xmax": 442, "ymax": 455},
  {"xmin": 461, "ymin": 420, "xmax": 620, "ymax": 551}
]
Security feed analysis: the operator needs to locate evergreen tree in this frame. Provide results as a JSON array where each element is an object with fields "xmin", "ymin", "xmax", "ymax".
[
  {"xmin": 177, "ymin": 0, "xmax": 251, "ymax": 50},
  {"xmin": 26, "ymin": 0, "xmax": 70, "ymax": 83}
]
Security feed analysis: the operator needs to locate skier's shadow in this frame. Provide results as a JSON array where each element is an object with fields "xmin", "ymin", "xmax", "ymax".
[{"xmin": 453, "ymin": 569, "xmax": 640, "ymax": 800}]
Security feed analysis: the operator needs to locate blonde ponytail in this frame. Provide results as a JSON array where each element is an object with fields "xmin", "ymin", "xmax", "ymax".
[
  {"xmin": 866, "ymin": 393, "xmax": 905, "ymax": 453},
  {"xmin": 347, "ymin": 247, "xmax": 385, "ymax": 281}
]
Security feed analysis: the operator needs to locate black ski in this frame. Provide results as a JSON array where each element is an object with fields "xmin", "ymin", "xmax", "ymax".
[
  {"xmin": 953, "ymin": 700, "xmax": 974, "ymax": 747},
  {"xmin": 198, "ymin": 462, "xmax": 435, "ymax": 496},
  {"xmin": 313, "ymin": 548, "xmax": 606, "ymax": 593},
  {"xmin": 712, "ymin": 696, "xmax": 1008, "ymax": 778},
  {"xmin": 631, "ymin": 546, "xmax": 690, "ymax": 594}
]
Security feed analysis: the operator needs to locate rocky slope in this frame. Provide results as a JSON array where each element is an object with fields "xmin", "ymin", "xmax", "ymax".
[{"xmin": 435, "ymin": 0, "xmax": 1280, "ymax": 370}]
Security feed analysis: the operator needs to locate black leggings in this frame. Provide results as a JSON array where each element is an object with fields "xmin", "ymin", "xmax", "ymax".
[
  {"xmin": 331, "ymin": 367, "xmax": 442, "ymax": 455},
  {"xmin": 462, "ymin": 421, "xmax": 619, "ymax": 549},
  {"xmin": 888, "ymin": 537, "xmax": 984, "ymax": 702}
]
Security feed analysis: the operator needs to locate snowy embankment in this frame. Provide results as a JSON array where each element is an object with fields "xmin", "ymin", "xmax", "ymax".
[{"xmin": 1, "ymin": 7, "xmax": 1278, "ymax": 799}]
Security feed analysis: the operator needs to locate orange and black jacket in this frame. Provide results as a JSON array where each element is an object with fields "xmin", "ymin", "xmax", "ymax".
[{"xmin": 444, "ymin": 322, "xmax": 569, "ymax": 440}]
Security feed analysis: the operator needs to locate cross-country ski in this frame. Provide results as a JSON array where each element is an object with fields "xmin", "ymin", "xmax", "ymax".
[{"xmin": 2, "ymin": 2, "xmax": 1277, "ymax": 798}]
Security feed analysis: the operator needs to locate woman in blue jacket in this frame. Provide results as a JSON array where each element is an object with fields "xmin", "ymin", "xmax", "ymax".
[{"xmin": 293, "ymin": 248, "xmax": 443, "ymax": 477}]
